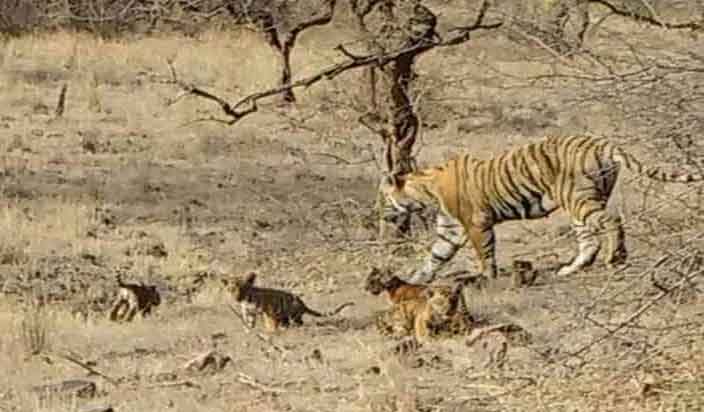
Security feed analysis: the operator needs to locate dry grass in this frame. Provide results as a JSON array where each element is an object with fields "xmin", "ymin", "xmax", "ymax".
[{"xmin": 0, "ymin": 10, "xmax": 703, "ymax": 412}]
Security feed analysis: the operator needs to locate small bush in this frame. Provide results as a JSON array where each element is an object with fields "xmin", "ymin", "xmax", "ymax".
[{"xmin": 19, "ymin": 299, "xmax": 50, "ymax": 356}]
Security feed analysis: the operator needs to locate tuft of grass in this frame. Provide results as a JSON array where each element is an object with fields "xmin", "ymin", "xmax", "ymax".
[{"xmin": 18, "ymin": 300, "xmax": 50, "ymax": 357}]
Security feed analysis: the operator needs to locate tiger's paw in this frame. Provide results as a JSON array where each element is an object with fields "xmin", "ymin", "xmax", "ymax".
[{"xmin": 556, "ymin": 265, "xmax": 578, "ymax": 277}]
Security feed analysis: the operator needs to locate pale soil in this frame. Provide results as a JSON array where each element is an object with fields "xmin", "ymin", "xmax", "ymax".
[{"xmin": 0, "ymin": 9, "xmax": 703, "ymax": 412}]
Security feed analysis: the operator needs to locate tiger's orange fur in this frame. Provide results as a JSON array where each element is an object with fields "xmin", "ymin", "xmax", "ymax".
[{"xmin": 380, "ymin": 135, "xmax": 703, "ymax": 283}]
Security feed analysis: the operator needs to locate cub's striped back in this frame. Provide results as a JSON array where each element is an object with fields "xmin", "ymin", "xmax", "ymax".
[{"xmin": 224, "ymin": 272, "xmax": 353, "ymax": 331}]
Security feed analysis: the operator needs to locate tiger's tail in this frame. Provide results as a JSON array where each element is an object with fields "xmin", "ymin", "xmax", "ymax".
[
  {"xmin": 306, "ymin": 302, "xmax": 355, "ymax": 317},
  {"xmin": 611, "ymin": 146, "xmax": 704, "ymax": 183}
]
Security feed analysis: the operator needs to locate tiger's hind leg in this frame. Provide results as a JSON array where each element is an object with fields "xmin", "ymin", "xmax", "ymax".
[
  {"xmin": 599, "ymin": 213, "xmax": 627, "ymax": 267},
  {"xmin": 557, "ymin": 221, "xmax": 601, "ymax": 276}
]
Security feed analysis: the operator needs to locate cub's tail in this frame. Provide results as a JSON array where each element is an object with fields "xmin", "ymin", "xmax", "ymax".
[
  {"xmin": 306, "ymin": 302, "xmax": 355, "ymax": 317},
  {"xmin": 612, "ymin": 146, "xmax": 704, "ymax": 183}
]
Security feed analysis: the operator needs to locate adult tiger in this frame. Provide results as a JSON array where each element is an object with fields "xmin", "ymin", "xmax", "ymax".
[{"xmin": 379, "ymin": 135, "xmax": 703, "ymax": 284}]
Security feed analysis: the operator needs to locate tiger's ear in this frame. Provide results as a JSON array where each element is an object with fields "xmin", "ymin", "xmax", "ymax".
[{"xmin": 244, "ymin": 272, "xmax": 257, "ymax": 285}]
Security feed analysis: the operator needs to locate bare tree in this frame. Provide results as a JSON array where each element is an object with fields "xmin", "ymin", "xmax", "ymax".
[
  {"xmin": 505, "ymin": 0, "xmax": 704, "ymax": 179},
  {"xmin": 510, "ymin": 0, "xmax": 703, "ymax": 56},
  {"xmin": 168, "ymin": 0, "xmax": 502, "ymax": 239},
  {"xmin": 225, "ymin": 0, "xmax": 337, "ymax": 104}
]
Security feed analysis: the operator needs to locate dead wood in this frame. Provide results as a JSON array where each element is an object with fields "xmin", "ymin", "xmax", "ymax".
[
  {"xmin": 44, "ymin": 352, "xmax": 119, "ymax": 386},
  {"xmin": 54, "ymin": 83, "xmax": 67, "ymax": 118},
  {"xmin": 31, "ymin": 379, "xmax": 96, "ymax": 400},
  {"xmin": 235, "ymin": 372, "xmax": 287, "ymax": 394}
]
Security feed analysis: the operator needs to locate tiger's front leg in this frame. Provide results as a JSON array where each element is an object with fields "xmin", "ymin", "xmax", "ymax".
[
  {"xmin": 409, "ymin": 213, "xmax": 467, "ymax": 284},
  {"xmin": 468, "ymin": 225, "xmax": 498, "ymax": 279}
]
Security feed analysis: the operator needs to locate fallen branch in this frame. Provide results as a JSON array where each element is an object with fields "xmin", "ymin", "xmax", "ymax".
[
  {"xmin": 235, "ymin": 372, "xmax": 287, "ymax": 394},
  {"xmin": 146, "ymin": 380, "xmax": 200, "ymax": 389},
  {"xmin": 45, "ymin": 352, "xmax": 119, "ymax": 386},
  {"xmin": 54, "ymin": 84, "xmax": 68, "ymax": 118},
  {"xmin": 465, "ymin": 323, "xmax": 525, "ymax": 346},
  {"xmin": 309, "ymin": 152, "xmax": 375, "ymax": 166}
]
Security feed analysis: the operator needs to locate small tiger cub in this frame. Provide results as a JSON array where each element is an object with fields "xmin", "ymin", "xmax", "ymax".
[
  {"xmin": 364, "ymin": 266, "xmax": 427, "ymax": 305},
  {"xmin": 108, "ymin": 274, "xmax": 161, "ymax": 322},
  {"xmin": 365, "ymin": 267, "xmax": 473, "ymax": 339},
  {"xmin": 414, "ymin": 283, "xmax": 467, "ymax": 343},
  {"xmin": 223, "ymin": 272, "xmax": 354, "ymax": 332},
  {"xmin": 384, "ymin": 283, "xmax": 467, "ymax": 343}
]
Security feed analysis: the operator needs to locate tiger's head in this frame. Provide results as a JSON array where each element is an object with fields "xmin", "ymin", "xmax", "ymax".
[{"xmin": 379, "ymin": 169, "xmax": 443, "ymax": 215}]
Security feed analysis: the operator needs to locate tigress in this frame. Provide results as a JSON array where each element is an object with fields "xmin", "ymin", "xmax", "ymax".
[
  {"xmin": 223, "ymin": 272, "xmax": 354, "ymax": 331},
  {"xmin": 108, "ymin": 274, "xmax": 161, "ymax": 322},
  {"xmin": 379, "ymin": 135, "xmax": 703, "ymax": 284}
]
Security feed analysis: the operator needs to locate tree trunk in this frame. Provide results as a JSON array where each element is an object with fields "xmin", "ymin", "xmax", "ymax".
[
  {"xmin": 367, "ymin": 66, "xmax": 378, "ymax": 112},
  {"xmin": 371, "ymin": 0, "xmax": 436, "ymax": 240},
  {"xmin": 279, "ymin": 45, "xmax": 296, "ymax": 104}
]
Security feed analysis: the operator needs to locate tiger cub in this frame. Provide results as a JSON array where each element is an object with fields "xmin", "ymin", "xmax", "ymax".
[
  {"xmin": 108, "ymin": 274, "xmax": 161, "ymax": 322},
  {"xmin": 414, "ymin": 283, "xmax": 468, "ymax": 342},
  {"xmin": 365, "ymin": 267, "xmax": 472, "ymax": 339},
  {"xmin": 224, "ymin": 272, "xmax": 354, "ymax": 332},
  {"xmin": 384, "ymin": 283, "xmax": 467, "ymax": 343}
]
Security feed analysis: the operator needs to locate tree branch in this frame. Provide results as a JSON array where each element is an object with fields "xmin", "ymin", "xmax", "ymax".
[
  {"xmin": 439, "ymin": 0, "xmax": 504, "ymax": 47},
  {"xmin": 285, "ymin": 0, "xmax": 337, "ymax": 48},
  {"xmin": 589, "ymin": 0, "xmax": 703, "ymax": 30},
  {"xmin": 167, "ymin": 0, "xmax": 502, "ymax": 126}
]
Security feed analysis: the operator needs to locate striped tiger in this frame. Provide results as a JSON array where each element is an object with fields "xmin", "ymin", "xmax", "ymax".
[
  {"xmin": 223, "ymin": 272, "xmax": 354, "ymax": 331},
  {"xmin": 379, "ymin": 135, "xmax": 703, "ymax": 283}
]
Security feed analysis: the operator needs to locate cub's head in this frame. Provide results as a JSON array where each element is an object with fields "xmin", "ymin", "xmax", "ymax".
[
  {"xmin": 364, "ymin": 267, "xmax": 393, "ymax": 295},
  {"xmin": 423, "ymin": 284, "xmax": 463, "ymax": 325},
  {"xmin": 223, "ymin": 272, "xmax": 257, "ymax": 302},
  {"xmin": 379, "ymin": 169, "xmax": 442, "ymax": 215}
]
